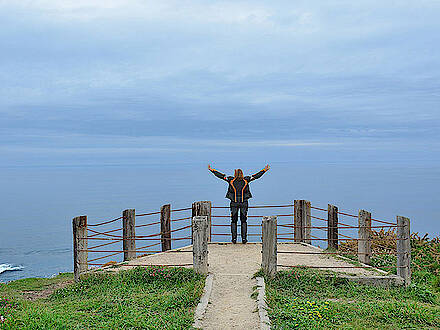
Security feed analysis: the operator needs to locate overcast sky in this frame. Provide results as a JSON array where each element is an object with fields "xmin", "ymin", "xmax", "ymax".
[{"xmin": 1, "ymin": 0, "xmax": 439, "ymax": 168}]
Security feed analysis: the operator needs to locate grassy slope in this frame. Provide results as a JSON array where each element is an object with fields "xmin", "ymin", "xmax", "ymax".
[
  {"xmin": 1, "ymin": 266, "xmax": 205, "ymax": 329},
  {"xmin": 261, "ymin": 234, "xmax": 440, "ymax": 329}
]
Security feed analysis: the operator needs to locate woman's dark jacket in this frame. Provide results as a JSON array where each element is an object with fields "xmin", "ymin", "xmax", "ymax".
[{"xmin": 210, "ymin": 168, "xmax": 267, "ymax": 202}]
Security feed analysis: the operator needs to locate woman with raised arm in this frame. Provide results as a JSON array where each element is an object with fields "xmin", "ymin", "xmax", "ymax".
[{"xmin": 208, "ymin": 164, "xmax": 270, "ymax": 244}]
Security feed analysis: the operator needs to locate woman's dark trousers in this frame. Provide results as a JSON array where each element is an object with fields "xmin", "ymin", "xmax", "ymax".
[{"xmin": 230, "ymin": 200, "xmax": 248, "ymax": 242}]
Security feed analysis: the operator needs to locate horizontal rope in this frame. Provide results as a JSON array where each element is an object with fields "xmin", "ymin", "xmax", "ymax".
[
  {"xmin": 279, "ymin": 225, "xmax": 398, "ymax": 230},
  {"xmin": 83, "ymin": 249, "xmax": 162, "ymax": 253},
  {"xmin": 310, "ymin": 215, "xmax": 327, "ymax": 221},
  {"xmin": 87, "ymin": 240, "xmax": 122, "ymax": 250},
  {"xmin": 210, "ymin": 233, "xmax": 261, "ymax": 236},
  {"xmin": 276, "ymin": 237, "xmax": 385, "ymax": 241},
  {"xmin": 371, "ymin": 218, "xmax": 397, "ymax": 226},
  {"xmin": 88, "ymin": 227, "xmax": 122, "ymax": 238},
  {"xmin": 88, "ymin": 224, "xmax": 191, "ymax": 239},
  {"xmin": 88, "ymin": 216, "xmax": 122, "ymax": 227},
  {"xmin": 212, "ymin": 204, "xmax": 293, "ymax": 209},
  {"xmin": 339, "ymin": 232, "xmax": 355, "ymax": 240},
  {"xmin": 86, "ymin": 263, "xmax": 193, "ymax": 267},
  {"xmin": 135, "ymin": 221, "xmax": 161, "ymax": 228},
  {"xmin": 277, "ymin": 251, "xmax": 397, "ymax": 256},
  {"xmin": 136, "ymin": 211, "xmax": 161, "ymax": 217},
  {"xmin": 171, "ymin": 207, "xmax": 192, "ymax": 212},
  {"xmin": 167, "ymin": 250, "xmax": 193, "ymax": 252},
  {"xmin": 337, "ymin": 211, "xmax": 358, "ymax": 218},
  {"xmin": 136, "ymin": 242, "xmax": 161, "ymax": 250},
  {"xmin": 80, "ymin": 236, "xmax": 191, "ymax": 241},
  {"xmin": 277, "ymin": 264, "xmax": 401, "ymax": 269},
  {"xmin": 171, "ymin": 216, "xmax": 191, "ymax": 222},
  {"xmin": 310, "ymin": 206, "xmax": 327, "ymax": 212},
  {"xmin": 249, "ymin": 204, "xmax": 294, "ymax": 208},
  {"xmin": 88, "ymin": 251, "xmax": 122, "ymax": 263}
]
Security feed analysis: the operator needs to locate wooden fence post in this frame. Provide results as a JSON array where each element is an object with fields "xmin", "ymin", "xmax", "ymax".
[
  {"xmin": 192, "ymin": 201, "xmax": 212, "ymax": 242},
  {"xmin": 397, "ymin": 216, "xmax": 411, "ymax": 286},
  {"xmin": 262, "ymin": 216, "xmax": 277, "ymax": 278},
  {"xmin": 192, "ymin": 216, "xmax": 209, "ymax": 275},
  {"xmin": 358, "ymin": 209, "xmax": 372, "ymax": 264},
  {"xmin": 294, "ymin": 200, "xmax": 310, "ymax": 243},
  {"xmin": 72, "ymin": 215, "xmax": 87, "ymax": 282},
  {"xmin": 294, "ymin": 200, "xmax": 303, "ymax": 242},
  {"xmin": 304, "ymin": 201, "xmax": 311, "ymax": 244},
  {"xmin": 123, "ymin": 209, "xmax": 136, "ymax": 261},
  {"xmin": 161, "ymin": 204, "xmax": 171, "ymax": 252},
  {"xmin": 328, "ymin": 204, "xmax": 339, "ymax": 250}
]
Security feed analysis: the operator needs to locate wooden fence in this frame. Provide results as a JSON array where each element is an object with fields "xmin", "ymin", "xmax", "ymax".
[{"xmin": 72, "ymin": 199, "xmax": 411, "ymax": 286}]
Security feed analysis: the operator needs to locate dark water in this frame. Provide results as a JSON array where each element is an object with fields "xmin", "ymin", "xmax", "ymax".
[{"xmin": 1, "ymin": 163, "xmax": 439, "ymax": 282}]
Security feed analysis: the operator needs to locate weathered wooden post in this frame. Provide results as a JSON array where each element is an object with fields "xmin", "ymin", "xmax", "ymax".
[
  {"xmin": 397, "ymin": 215, "xmax": 411, "ymax": 286},
  {"xmin": 304, "ymin": 201, "xmax": 311, "ymax": 244},
  {"xmin": 123, "ymin": 209, "xmax": 136, "ymax": 261},
  {"xmin": 72, "ymin": 215, "xmax": 87, "ymax": 282},
  {"xmin": 161, "ymin": 204, "xmax": 171, "ymax": 252},
  {"xmin": 294, "ymin": 200, "xmax": 311, "ymax": 243},
  {"xmin": 262, "ymin": 216, "xmax": 277, "ymax": 278},
  {"xmin": 358, "ymin": 209, "xmax": 372, "ymax": 264},
  {"xmin": 328, "ymin": 204, "xmax": 339, "ymax": 250},
  {"xmin": 294, "ymin": 200, "xmax": 303, "ymax": 242},
  {"xmin": 192, "ymin": 201, "xmax": 212, "ymax": 242},
  {"xmin": 192, "ymin": 215, "xmax": 209, "ymax": 275}
]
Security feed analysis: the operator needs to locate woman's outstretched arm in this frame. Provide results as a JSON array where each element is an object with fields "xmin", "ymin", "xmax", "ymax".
[
  {"xmin": 208, "ymin": 164, "xmax": 228, "ymax": 181},
  {"xmin": 248, "ymin": 164, "xmax": 270, "ymax": 182}
]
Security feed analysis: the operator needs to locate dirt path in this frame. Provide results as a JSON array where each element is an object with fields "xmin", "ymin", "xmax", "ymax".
[
  {"xmin": 200, "ymin": 243, "xmax": 261, "ymax": 330},
  {"xmin": 98, "ymin": 242, "xmax": 384, "ymax": 329}
]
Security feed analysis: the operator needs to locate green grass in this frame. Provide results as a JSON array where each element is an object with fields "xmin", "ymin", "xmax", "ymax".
[
  {"xmin": 260, "ymin": 267, "xmax": 440, "ymax": 329},
  {"xmin": 0, "ymin": 266, "xmax": 205, "ymax": 329},
  {"xmin": 261, "ymin": 234, "xmax": 440, "ymax": 329}
]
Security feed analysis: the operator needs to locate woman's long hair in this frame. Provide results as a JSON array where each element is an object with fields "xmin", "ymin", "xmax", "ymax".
[{"xmin": 234, "ymin": 169, "xmax": 244, "ymax": 180}]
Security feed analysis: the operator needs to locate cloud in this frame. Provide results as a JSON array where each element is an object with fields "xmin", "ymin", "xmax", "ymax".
[{"xmin": 0, "ymin": 0, "xmax": 439, "ymax": 163}]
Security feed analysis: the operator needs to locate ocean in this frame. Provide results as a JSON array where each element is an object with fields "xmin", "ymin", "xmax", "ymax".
[{"xmin": 1, "ymin": 162, "xmax": 439, "ymax": 283}]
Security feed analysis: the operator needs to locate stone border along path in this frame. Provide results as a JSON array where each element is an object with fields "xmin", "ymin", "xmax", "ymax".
[{"xmin": 91, "ymin": 242, "xmax": 398, "ymax": 329}]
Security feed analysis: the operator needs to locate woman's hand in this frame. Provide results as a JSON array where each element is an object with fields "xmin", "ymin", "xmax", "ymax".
[
  {"xmin": 208, "ymin": 164, "xmax": 212, "ymax": 171},
  {"xmin": 264, "ymin": 164, "xmax": 270, "ymax": 172}
]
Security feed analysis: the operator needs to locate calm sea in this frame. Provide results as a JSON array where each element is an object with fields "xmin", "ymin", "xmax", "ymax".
[{"xmin": 1, "ymin": 163, "xmax": 439, "ymax": 282}]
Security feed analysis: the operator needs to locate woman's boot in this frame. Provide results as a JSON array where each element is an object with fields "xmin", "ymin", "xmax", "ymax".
[{"xmin": 231, "ymin": 222, "xmax": 237, "ymax": 243}]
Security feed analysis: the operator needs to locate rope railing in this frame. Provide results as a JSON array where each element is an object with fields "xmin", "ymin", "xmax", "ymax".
[
  {"xmin": 88, "ymin": 216, "xmax": 123, "ymax": 227},
  {"xmin": 136, "ymin": 211, "xmax": 161, "ymax": 217},
  {"xmin": 337, "ymin": 211, "xmax": 358, "ymax": 218},
  {"xmin": 310, "ymin": 206, "xmax": 327, "ymax": 212},
  {"xmin": 171, "ymin": 207, "xmax": 192, "ymax": 212},
  {"xmin": 136, "ymin": 242, "xmax": 161, "ymax": 250},
  {"xmin": 88, "ymin": 227, "xmax": 122, "ymax": 238},
  {"xmin": 371, "ymin": 218, "xmax": 396, "ymax": 226},
  {"xmin": 171, "ymin": 216, "xmax": 191, "ymax": 222},
  {"xmin": 87, "ymin": 240, "xmax": 122, "ymax": 250},
  {"xmin": 74, "ymin": 200, "xmax": 409, "ymax": 284},
  {"xmin": 135, "ymin": 221, "xmax": 161, "ymax": 228},
  {"xmin": 86, "ymin": 263, "xmax": 193, "ymax": 267},
  {"xmin": 87, "ymin": 224, "xmax": 189, "ymax": 239},
  {"xmin": 277, "ymin": 265, "xmax": 405, "ymax": 269},
  {"xmin": 277, "ymin": 251, "xmax": 397, "ymax": 256},
  {"xmin": 81, "ymin": 236, "xmax": 192, "ymax": 241},
  {"xmin": 83, "ymin": 249, "xmax": 162, "ymax": 253}
]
